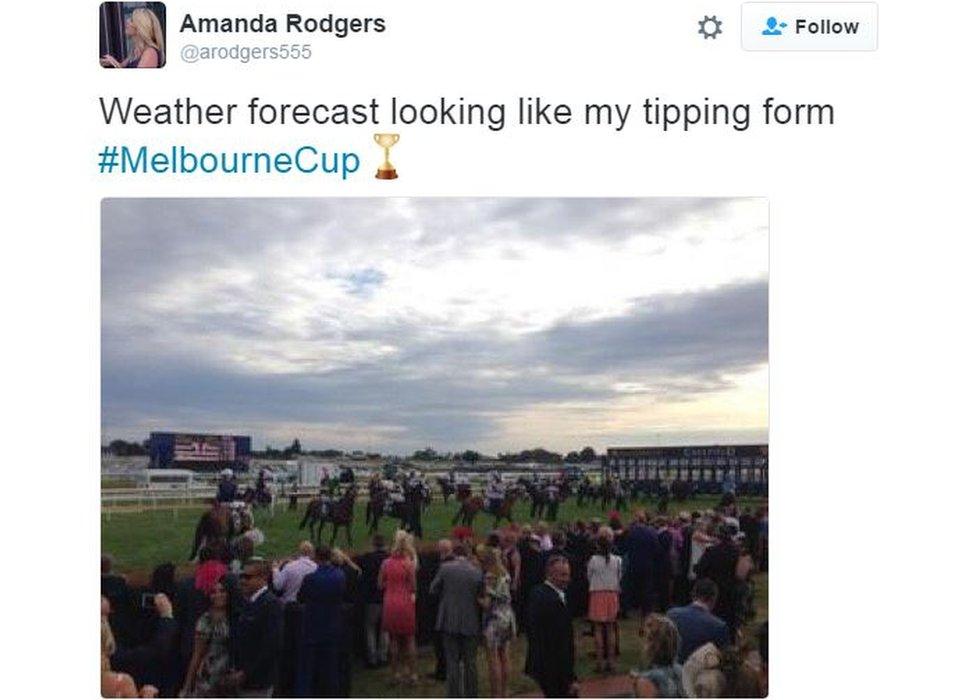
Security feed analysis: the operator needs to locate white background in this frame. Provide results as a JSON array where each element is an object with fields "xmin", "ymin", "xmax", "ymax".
[{"xmin": 3, "ymin": 1, "xmax": 976, "ymax": 697}]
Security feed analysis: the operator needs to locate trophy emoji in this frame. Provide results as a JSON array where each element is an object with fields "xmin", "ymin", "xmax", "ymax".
[{"xmin": 373, "ymin": 133, "xmax": 400, "ymax": 180}]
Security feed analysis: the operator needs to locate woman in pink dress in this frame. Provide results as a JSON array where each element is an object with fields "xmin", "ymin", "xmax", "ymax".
[{"xmin": 379, "ymin": 529, "xmax": 418, "ymax": 685}]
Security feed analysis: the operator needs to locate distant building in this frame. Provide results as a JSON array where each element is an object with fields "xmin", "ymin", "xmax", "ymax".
[{"xmin": 604, "ymin": 444, "xmax": 768, "ymax": 495}]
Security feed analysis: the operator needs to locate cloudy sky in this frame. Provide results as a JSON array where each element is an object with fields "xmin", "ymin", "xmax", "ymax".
[{"xmin": 102, "ymin": 198, "xmax": 768, "ymax": 455}]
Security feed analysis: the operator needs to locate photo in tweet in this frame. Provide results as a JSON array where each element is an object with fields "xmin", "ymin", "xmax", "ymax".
[{"xmin": 100, "ymin": 197, "xmax": 768, "ymax": 697}]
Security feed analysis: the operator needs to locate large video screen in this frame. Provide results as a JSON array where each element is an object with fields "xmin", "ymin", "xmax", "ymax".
[{"xmin": 172, "ymin": 433, "xmax": 237, "ymax": 463}]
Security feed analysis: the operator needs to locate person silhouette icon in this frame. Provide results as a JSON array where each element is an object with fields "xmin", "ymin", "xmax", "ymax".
[{"xmin": 762, "ymin": 17, "xmax": 785, "ymax": 35}]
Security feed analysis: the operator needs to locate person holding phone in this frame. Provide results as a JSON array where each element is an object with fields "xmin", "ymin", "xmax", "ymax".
[{"xmin": 106, "ymin": 593, "xmax": 178, "ymax": 696}]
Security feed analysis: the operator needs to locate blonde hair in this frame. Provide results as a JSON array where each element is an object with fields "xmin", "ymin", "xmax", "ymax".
[
  {"xmin": 101, "ymin": 617, "xmax": 116, "ymax": 671},
  {"xmin": 391, "ymin": 529, "xmax": 417, "ymax": 565},
  {"xmin": 128, "ymin": 8, "xmax": 164, "ymax": 63},
  {"xmin": 681, "ymin": 642, "xmax": 726, "ymax": 698},
  {"xmin": 331, "ymin": 546, "xmax": 362, "ymax": 574},
  {"xmin": 691, "ymin": 670, "xmax": 726, "ymax": 698},
  {"xmin": 642, "ymin": 614, "xmax": 679, "ymax": 667},
  {"xmin": 484, "ymin": 547, "xmax": 508, "ymax": 579}
]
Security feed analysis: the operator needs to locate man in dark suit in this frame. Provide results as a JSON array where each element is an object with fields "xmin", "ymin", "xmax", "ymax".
[
  {"xmin": 430, "ymin": 542, "xmax": 483, "ymax": 697},
  {"xmin": 426, "ymin": 538, "xmax": 455, "ymax": 680},
  {"xmin": 666, "ymin": 578, "xmax": 731, "ymax": 663},
  {"xmin": 674, "ymin": 512, "xmax": 694, "ymax": 606},
  {"xmin": 517, "ymin": 532, "xmax": 544, "ymax": 630},
  {"xmin": 525, "ymin": 555, "xmax": 578, "ymax": 698},
  {"xmin": 654, "ymin": 517, "xmax": 674, "ymax": 611},
  {"xmin": 231, "ymin": 558, "xmax": 284, "ymax": 697},
  {"xmin": 694, "ymin": 525, "xmax": 741, "ymax": 634},
  {"xmin": 619, "ymin": 512, "xmax": 663, "ymax": 615},
  {"xmin": 295, "ymin": 544, "xmax": 347, "ymax": 697},
  {"xmin": 358, "ymin": 534, "xmax": 390, "ymax": 669}
]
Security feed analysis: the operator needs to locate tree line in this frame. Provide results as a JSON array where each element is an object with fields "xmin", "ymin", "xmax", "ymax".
[{"xmin": 103, "ymin": 437, "xmax": 601, "ymax": 464}]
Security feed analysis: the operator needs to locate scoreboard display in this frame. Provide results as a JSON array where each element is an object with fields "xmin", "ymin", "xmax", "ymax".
[{"xmin": 148, "ymin": 432, "xmax": 251, "ymax": 471}]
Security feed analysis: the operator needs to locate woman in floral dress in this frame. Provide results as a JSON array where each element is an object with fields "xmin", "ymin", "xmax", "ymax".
[
  {"xmin": 480, "ymin": 547, "xmax": 517, "ymax": 697},
  {"xmin": 181, "ymin": 577, "xmax": 235, "ymax": 697}
]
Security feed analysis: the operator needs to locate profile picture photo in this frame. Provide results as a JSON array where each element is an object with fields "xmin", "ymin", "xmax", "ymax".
[{"xmin": 99, "ymin": 2, "xmax": 166, "ymax": 69}]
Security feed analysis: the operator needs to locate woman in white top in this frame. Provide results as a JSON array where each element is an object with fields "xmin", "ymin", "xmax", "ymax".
[
  {"xmin": 689, "ymin": 521, "xmax": 719, "ymax": 580},
  {"xmin": 586, "ymin": 526, "xmax": 623, "ymax": 672}
]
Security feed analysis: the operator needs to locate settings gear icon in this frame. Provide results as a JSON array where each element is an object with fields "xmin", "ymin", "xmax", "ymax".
[{"xmin": 698, "ymin": 15, "xmax": 723, "ymax": 40}]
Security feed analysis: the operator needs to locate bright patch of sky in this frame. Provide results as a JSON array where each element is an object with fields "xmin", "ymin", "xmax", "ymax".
[{"xmin": 102, "ymin": 198, "xmax": 767, "ymax": 454}]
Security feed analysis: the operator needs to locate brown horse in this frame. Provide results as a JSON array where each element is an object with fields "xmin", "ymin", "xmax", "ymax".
[
  {"xmin": 452, "ymin": 488, "xmax": 520, "ymax": 528},
  {"xmin": 367, "ymin": 482, "xmax": 426, "ymax": 538},
  {"xmin": 190, "ymin": 501, "xmax": 253, "ymax": 560},
  {"xmin": 300, "ymin": 484, "xmax": 357, "ymax": 545},
  {"xmin": 436, "ymin": 476, "xmax": 456, "ymax": 505}
]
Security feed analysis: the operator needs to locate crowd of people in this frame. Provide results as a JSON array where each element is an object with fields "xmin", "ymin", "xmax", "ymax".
[{"xmin": 101, "ymin": 501, "xmax": 768, "ymax": 698}]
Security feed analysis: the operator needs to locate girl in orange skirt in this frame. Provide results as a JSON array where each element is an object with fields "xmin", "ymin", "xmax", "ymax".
[{"xmin": 586, "ymin": 526, "xmax": 623, "ymax": 672}]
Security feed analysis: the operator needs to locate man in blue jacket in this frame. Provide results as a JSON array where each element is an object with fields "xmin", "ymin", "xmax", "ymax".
[
  {"xmin": 295, "ymin": 544, "xmax": 347, "ymax": 697},
  {"xmin": 666, "ymin": 578, "xmax": 731, "ymax": 663},
  {"xmin": 217, "ymin": 469, "xmax": 238, "ymax": 503}
]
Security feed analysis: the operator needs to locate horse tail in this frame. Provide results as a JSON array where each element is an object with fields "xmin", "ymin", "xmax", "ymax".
[
  {"xmin": 190, "ymin": 513, "xmax": 206, "ymax": 560},
  {"xmin": 299, "ymin": 500, "xmax": 315, "ymax": 530}
]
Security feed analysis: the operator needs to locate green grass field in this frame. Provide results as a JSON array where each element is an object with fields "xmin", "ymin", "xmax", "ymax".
[
  {"xmin": 101, "ymin": 495, "xmax": 766, "ymax": 574},
  {"xmin": 102, "ymin": 496, "xmax": 767, "ymax": 697}
]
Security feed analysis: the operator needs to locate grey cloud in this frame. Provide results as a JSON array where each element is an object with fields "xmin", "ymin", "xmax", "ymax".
[
  {"xmin": 535, "ymin": 280, "xmax": 768, "ymax": 378},
  {"xmin": 103, "ymin": 279, "xmax": 766, "ymax": 450},
  {"xmin": 102, "ymin": 198, "xmax": 767, "ymax": 452}
]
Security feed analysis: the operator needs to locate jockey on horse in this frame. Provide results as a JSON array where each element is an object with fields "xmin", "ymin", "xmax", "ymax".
[
  {"xmin": 216, "ymin": 468, "xmax": 238, "ymax": 503},
  {"xmin": 192, "ymin": 471, "xmax": 258, "ymax": 560},
  {"xmin": 576, "ymin": 474, "xmax": 593, "ymax": 506},
  {"xmin": 436, "ymin": 472, "xmax": 457, "ymax": 504},
  {"xmin": 405, "ymin": 469, "xmax": 422, "ymax": 496},
  {"xmin": 250, "ymin": 467, "xmax": 273, "ymax": 508},
  {"xmin": 485, "ymin": 469, "xmax": 505, "ymax": 515},
  {"xmin": 544, "ymin": 477, "xmax": 562, "ymax": 520},
  {"xmin": 364, "ymin": 472, "xmax": 384, "ymax": 525},
  {"xmin": 455, "ymin": 471, "xmax": 472, "ymax": 502},
  {"xmin": 319, "ymin": 465, "xmax": 340, "ymax": 498},
  {"xmin": 215, "ymin": 468, "xmax": 252, "ymax": 525},
  {"xmin": 300, "ymin": 483, "xmax": 357, "ymax": 545}
]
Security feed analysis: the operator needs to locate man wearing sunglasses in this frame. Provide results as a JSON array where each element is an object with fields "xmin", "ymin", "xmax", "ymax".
[{"xmin": 229, "ymin": 558, "xmax": 283, "ymax": 697}]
